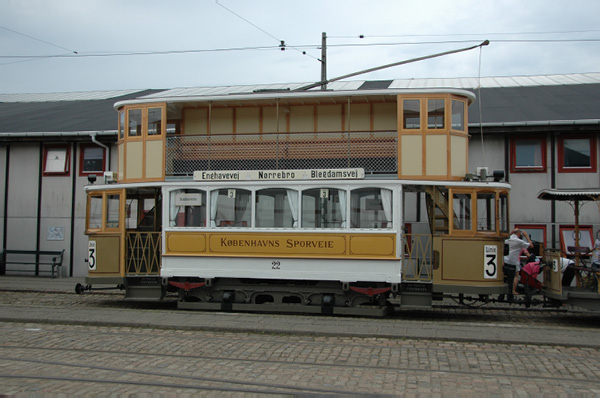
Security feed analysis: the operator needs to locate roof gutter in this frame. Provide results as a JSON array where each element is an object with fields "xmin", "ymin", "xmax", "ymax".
[
  {"xmin": 0, "ymin": 130, "xmax": 117, "ymax": 138},
  {"xmin": 469, "ymin": 119, "xmax": 600, "ymax": 128}
]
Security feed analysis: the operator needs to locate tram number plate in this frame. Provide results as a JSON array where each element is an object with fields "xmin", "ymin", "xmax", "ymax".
[
  {"xmin": 483, "ymin": 245, "xmax": 497, "ymax": 279},
  {"xmin": 88, "ymin": 241, "xmax": 97, "ymax": 271},
  {"xmin": 272, "ymin": 261, "xmax": 281, "ymax": 270}
]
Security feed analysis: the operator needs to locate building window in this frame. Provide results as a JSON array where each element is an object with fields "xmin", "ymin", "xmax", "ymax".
[
  {"xmin": 558, "ymin": 135, "xmax": 597, "ymax": 173},
  {"xmin": 515, "ymin": 224, "xmax": 546, "ymax": 256},
  {"xmin": 43, "ymin": 146, "xmax": 70, "ymax": 176},
  {"xmin": 559, "ymin": 225, "xmax": 593, "ymax": 256},
  {"xmin": 510, "ymin": 136, "xmax": 546, "ymax": 173},
  {"xmin": 79, "ymin": 145, "xmax": 106, "ymax": 176}
]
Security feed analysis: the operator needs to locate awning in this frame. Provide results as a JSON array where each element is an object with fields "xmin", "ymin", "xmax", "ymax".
[{"xmin": 537, "ymin": 189, "xmax": 600, "ymax": 202}]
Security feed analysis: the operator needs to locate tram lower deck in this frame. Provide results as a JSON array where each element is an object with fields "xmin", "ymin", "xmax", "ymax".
[{"xmin": 82, "ymin": 170, "xmax": 514, "ymax": 313}]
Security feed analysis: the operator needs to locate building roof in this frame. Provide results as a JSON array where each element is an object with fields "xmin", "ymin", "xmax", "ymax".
[
  {"xmin": 0, "ymin": 73, "xmax": 599, "ymax": 137},
  {"xmin": 0, "ymin": 89, "xmax": 160, "ymax": 136}
]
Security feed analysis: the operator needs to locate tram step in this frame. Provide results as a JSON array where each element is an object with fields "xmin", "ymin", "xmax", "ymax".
[
  {"xmin": 124, "ymin": 285, "xmax": 163, "ymax": 301},
  {"xmin": 399, "ymin": 291, "xmax": 433, "ymax": 309}
]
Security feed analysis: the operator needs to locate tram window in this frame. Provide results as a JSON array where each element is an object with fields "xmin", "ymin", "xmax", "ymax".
[
  {"xmin": 169, "ymin": 189, "xmax": 206, "ymax": 227},
  {"xmin": 350, "ymin": 188, "xmax": 392, "ymax": 229},
  {"xmin": 452, "ymin": 193, "xmax": 471, "ymax": 231},
  {"xmin": 499, "ymin": 193, "xmax": 509, "ymax": 233},
  {"xmin": 106, "ymin": 194, "xmax": 120, "ymax": 229},
  {"xmin": 451, "ymin": 100, "xmax": 465, "ymax": 131},
  {"xmin": 128, "ymin": 109, "xmax": 142, "ymax": 137},
  {"xmin": 125, "ymin": 199, "xmax": 138, "ymax": 229},
  {"xmin": 477, "ymin": 193, "xmax": 496, "ymax": 232},
  {"xmin": 118, "ymin": 110, "xmax": 125, "ymax": 140},
  {"xmin": 427, "ymin": 99, "xmax": 445, "ymax": 129},
  {"xmin": 148, "ymin": 107, "xmax": 162, "ymax": 136},
  {"xmin": 403, "ymin": 99, "xmax": 420, "ymax": 129},
  {"xmin": 139, "ymin": 198, "xmax": 157, "ymax": 229},
  {"xmin": 256, "ymin": 188, "xmax": 298, "ymax": 228},
  {"xmin": 301, "ymin": 188, "xmax": 346, "ymax": 228},
  {"xmin": 210, "ymin": 189, "xmax": 251, "ymax": 228},
  {"xmin": 88, "ymin": 195, "xmax": 102, "ymax": 230}
]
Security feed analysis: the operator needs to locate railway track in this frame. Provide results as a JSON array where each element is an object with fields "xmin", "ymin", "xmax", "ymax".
[{"xmin": 1, "ymin": 322, "xmax": 600, "ymax": 395}]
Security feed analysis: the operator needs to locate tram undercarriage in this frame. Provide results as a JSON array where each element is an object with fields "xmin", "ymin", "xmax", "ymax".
[{"xmin": 169, "ymin": 278, "xmax": 394, "ymax": 316}]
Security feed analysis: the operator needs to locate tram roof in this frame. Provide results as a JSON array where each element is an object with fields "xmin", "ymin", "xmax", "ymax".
[
  {"xmin": 84, "ymin": 178, "xmax": 511, "ymax": 192},
  {"xmin": 113, "ymin": 86, "xmax": 477, "ymax": 109}
]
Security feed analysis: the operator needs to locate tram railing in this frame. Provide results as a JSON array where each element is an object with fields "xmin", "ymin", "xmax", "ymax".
[
  {"xmin": 165, "ymin": 130, "xmax": 398, "ymax": 176},
  {"xmin": 126, "ymin": 232, "xmax": 161, "ymax": 275},
  {"xmin": 402, "ymin": 233, "xmax": 433, "ymax": 282}
]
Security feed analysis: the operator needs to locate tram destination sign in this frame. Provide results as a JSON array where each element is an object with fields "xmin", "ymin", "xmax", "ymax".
[{"xmin": 193, "ymin": 168, "xmax": 365, "ymax": 182}]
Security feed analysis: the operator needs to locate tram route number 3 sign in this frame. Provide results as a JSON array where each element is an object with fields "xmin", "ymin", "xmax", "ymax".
[
  {"xmin": 483, "ymin": 245, "xmax": 498, "ymax": 279},
  {"xmin": 88, "ymin": 241, "xmax": 97, "ymax": 271}
]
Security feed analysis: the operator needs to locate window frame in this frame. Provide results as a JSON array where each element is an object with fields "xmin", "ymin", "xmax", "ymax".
[
  {"xmin": 449, "ymin": 189, "xmax": 474, "ymax": 234},
  {"xmin": 510, "ymin": 135, "xmax": 547, "ymax": 173},
  {"xmin": 559, "ymin": 224, "xmax": 594, "ymax": 257},
  {"xmin": 476, "ymin": 191, "xmax": 497, "ymax": 234},
  {"xmin": 514, "ymin": 224, "xmax": 546, "ymax": 254},
  {"xmin": 85, "ymin": 190, "xmax": 123, "ymax": 233},
  {"xmin": 557, "ymin": 134, "xmax": 597, "ymax": 173},
  {"xmin": 79, "ymin": 144, "xmax": 106, "ymax": 177},
  {"xmin": 42, "ymin": 145, "xmax": 71, "ymax": 176}
]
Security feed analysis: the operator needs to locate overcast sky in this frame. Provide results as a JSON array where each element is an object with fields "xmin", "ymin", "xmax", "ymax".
[{"xmin": 1, "ymin": 0, "xmax": 599, "ymax": 94}]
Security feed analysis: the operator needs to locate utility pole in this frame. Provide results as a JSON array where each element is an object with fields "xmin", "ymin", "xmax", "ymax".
[{"xmin": 320, "ymin": 32, "xmax": 327, "ymax": 90}]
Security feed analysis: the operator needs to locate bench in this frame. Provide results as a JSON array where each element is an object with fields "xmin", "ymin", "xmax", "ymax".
[{"xmin": 0, "ymin": 249, "xmax": 65, "ymax": 278}]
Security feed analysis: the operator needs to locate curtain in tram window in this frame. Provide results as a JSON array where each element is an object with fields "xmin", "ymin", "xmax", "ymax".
[
  {"xmin": 381, "ymin": 189, "xmax": 392, "ymax": 228},
  {"xmin": 339, "ymin": 190, "xmax": 347, "ymax": 228},
  {"xmin": 169, "ymin": 191, "xmax": 180, "ymax": 227},
  {"xmin": 286, "ymin": 189, "xmax": 298, "ymax": 227},
  {"xmin": 235, "ymin": 191, "xmax": 250, "ymax": 225},
  {"xmin": 210, "ymin": 191, "xmax": 219, "ymax": 227}
]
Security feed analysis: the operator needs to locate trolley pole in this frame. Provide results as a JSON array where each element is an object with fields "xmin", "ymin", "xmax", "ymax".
[{"xmin": 320, "ymin": 32, "xmax": 327, "ymax": 90}]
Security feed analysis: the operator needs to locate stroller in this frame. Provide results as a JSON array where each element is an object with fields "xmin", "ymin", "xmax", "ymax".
[{"xmin": 518, "ymin": 254, "xmax": 543, "ymax": 306}]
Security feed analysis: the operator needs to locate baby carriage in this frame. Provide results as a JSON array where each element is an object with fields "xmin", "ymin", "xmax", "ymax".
[{"xmin": 518, "ymin": 255, "xmax": 543, "ymax": 306}]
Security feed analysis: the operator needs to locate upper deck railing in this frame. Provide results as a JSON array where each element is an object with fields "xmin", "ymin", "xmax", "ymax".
[{"xmin": 165, "ymin": 130, "xmax": 397, "ymax": 176}]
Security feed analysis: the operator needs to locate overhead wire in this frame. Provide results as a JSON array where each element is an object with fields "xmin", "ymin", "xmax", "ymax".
[
  {"xmin": 214, "ymin": 0, "xmax": 320, "ymax": 61},
  {"xmin": 1, "ymin": 37, "xmax": 599, "ymax": 60},
  {"xmin": 0, "ymin": 26, "xmax": 78, "ymax": 54},
  {"xmin": 328, "ymin": 29, "xmax": 600, "ymax": 39}
]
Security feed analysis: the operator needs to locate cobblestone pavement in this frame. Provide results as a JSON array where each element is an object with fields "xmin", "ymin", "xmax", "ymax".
[
  {"xmin": 0, "ymin": 277, "xmax": 599, "ymax": 395},
  {"xmin": 1, "ymin": 322, "xmax": 599, "ymax": 396}
]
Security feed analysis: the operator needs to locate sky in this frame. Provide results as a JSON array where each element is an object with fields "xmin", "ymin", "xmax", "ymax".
[{"xmin": 1, "ymin": 0, "xmax": 599, "ymax": 94}]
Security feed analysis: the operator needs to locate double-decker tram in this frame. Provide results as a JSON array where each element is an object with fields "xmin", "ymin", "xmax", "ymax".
[{"xmin": 81, "ymin": 84, "xmax": 511, "ymax": 315}]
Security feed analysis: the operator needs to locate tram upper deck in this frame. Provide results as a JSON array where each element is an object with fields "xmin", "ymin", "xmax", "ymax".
[{"xmin": 111, "ymin": 87, "xmax": 476, "ymax": 184}]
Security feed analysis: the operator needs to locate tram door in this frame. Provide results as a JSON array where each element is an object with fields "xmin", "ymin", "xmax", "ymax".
[
  {"xmin": 124, "ymin": 188, "xmax": 162, "ymax": 276},
  {"xmin": 86, "ymin": 190, "xmax": 125, "ymax": 277}
]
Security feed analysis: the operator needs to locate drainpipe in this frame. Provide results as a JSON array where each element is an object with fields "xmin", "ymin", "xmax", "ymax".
[{"xmin": 90, "ymin": 132, "xmax": 110, "ymax": 172}]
